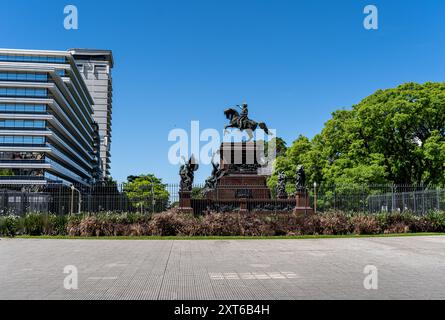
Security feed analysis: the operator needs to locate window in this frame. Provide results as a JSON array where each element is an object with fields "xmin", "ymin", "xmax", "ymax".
[
  {"xmin": 0, "ymin": 120, "xmax": 46, "ymax": 129},
  {"xmin": 0, "ymin": 136, "xmax": 45, "ymax": 145},
  {"xmin": 0, "ymin": 72, "xmax": 48, "ymax": 82},
  {"xmin": 0, "ymin": 55, "xmax": 67, "ymax": 64},
  {"xmin": 56, "ymin": 70, "xmax": 66, "ymax": 77},
  {"xmin": 0, "ymin": 103, "xmax": 46, "ymax": 113},
  {"xmin": 0, "ymin": 87, "xmax": 48, "ymax": 97}
]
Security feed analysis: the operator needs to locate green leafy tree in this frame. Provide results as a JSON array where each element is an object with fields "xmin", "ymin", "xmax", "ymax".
[
  {"xmin": 191, "ymin": 186, "xmax": 205, "ymax": 199},
  {"xmin": 268, "ymin": 135, "xmax": 311, "ymax": 194},
  {"xmin": 264, "ymin": 137, "xmax": 288, "ymax": 158},
  {"xmin": 270, "ymin": 82, "xmax": 445, "ymax": 188},
  {"xmin": 123, "ymin": 174, "xmax": 170, "ymax": 213}
]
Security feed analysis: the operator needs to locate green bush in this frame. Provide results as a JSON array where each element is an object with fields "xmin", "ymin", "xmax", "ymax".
[
  {"xmin": 425, "ymin": 211, "xmax": 445, "ymax": 232},
  {"xmin": 23, "ymin": 213, "xmax": 45, "ymax": 236},
  {"xmin": 0, "ymin": 215, "xmax": 20, "ymax": 237},
  {"xmin": 47, "ymin": 215, "xmax": 68, "ymax": 236}
]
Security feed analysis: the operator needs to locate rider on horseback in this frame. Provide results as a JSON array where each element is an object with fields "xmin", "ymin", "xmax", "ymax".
[
  {"xmin": 237, "ymin": 103, "xmax": 249, "ymax": 129},
  {"xmin": 224, "ymin": 102, "xmax": 271, "ymax": 141}
]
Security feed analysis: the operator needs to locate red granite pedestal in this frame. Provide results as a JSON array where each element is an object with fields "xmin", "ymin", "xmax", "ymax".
[
  {"xmin": 178, "ymin": 191, "xmax": 193, "ymax": 214},
  {"xmin": 293, "ymin": 190, "xmax": 314, "ymax": 216},
  {"xmin": 205, "ymin": 142, "xmax": 270, "ymax": 201},
  {"xmin": 180, "ymin": 142, "xmax": 314, "ymax": 215}
]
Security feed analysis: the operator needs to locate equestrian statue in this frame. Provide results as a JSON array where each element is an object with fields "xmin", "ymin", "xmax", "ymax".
[{"xmin": 224, "ymin": 103, "xmax": 272, "ymax": 141}]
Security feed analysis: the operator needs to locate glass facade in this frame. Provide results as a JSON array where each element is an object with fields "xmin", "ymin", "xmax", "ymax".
[
  {"xmin": 0, "ymin": 88, "xmax": 48, "ymax": 97},
  {"xmin": 0, "ymin": 49, "xmax": 103, "ymax": 186},
  {"xmin": 45, "ymin": 156, "xmax": 90, "ymax": 184},
  {"xmin": 56, "ymin": 70, "xmax": 66, "ymax": 76},
  {"xmin": 0, "ymin": 119, "xmax": 46, "ymax": 129},
  {"xmin": 0, "ymin": 54, "xmax": 67, "ymax": 64},
  {"xmin": 0, "ymin": 103, "xmax": 46, "ymax": 113},
  {"xmin": 0, "ymin": 151, "xmax": 44, "ymax": 161},
  {"xmin": 0, "ymin": 72, "xmax": 48, "ymax": 82},
  {"xmin": 0, "ymin": 136, "xmax": 45, "ymax": 145}
]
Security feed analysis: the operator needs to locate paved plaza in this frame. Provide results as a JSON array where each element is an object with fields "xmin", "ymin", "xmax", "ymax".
[{"xmin": 1, "ymin": 236, "xmax": 445, "ymax": 300}]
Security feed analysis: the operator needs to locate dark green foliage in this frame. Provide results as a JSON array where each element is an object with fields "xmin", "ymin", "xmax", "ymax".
[
  {"xmin": 269, "ymin": 82, "xmax": 445, "ymax": 189},
  {"xmin": 123, "ymin": 174, "xmax": 170, "ymax": 212},
  {"xmin": 0, "ymin": 216, "xmax": 20, "ymax": 237},
  {"xmin": 425, "ymin": 211, "xmax": 445, "ymax": 232},
  {"xmin": 23, "ymin": 213, "xmax": 45, "ymax": 236},
  {"xmin": 191, "ymin": 187, "xmax": 205, "ymax": 199}
]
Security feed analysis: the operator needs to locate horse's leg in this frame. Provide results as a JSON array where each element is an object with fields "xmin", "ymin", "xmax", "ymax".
[
  {"xmin": 246, "ymin": 129, "xmax": 254, "ymax": 142},
  {"xmin": 224, "ymin": 124, "xmax": 235, "ymax": 135},
  {"xmin": 259, "ymin": 122, "xmax": 270, "ymax": 135}
]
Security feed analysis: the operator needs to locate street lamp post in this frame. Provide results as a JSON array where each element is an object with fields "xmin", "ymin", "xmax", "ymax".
[
  {"xmin": 147, "ymin": 177, "xmax": 155, "ymax": 214},
  {"xmin": 151, "ymin": 182, "xmax": 155, "ymax": 214},
  {"xmin": 313, "ymin": 182, "xmax": 318, "ymax": 214},
  {"xmin": 142, "ymin": 178, "xmax": 156, "ymax": 215}
]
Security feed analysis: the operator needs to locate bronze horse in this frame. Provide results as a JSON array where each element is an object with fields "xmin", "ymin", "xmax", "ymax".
[{"xmin": 224, "ymin": 108, "xmax": 271, "ymax": 141}]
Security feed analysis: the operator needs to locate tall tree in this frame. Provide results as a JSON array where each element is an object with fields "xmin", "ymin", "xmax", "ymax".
[
  {"xmin": 269, "ymin": 82, "xmax": 445, "ymax": 188},
  {"xmin": 123, "ymin": 174, "xmax": 170, "ymax": 212}
]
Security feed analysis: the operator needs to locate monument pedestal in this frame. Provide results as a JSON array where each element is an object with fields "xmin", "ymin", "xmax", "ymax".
[
  {"xmin": 206, "ymin": 142, "xmax": 270, "ymax": 201},
  {"xmin": 293, "ymin": 190, "xmax": 314, "ymax": 215},
  {"xmin": 239, "ymin": 199, "xmax": 249, "ymax": 214},
  {"xmin": 181, "ymin": 141, "xmax": 314, "ymax": 215},
  {"xmin": 178, "ymin": 191, "xmax": 193, "ymax": 214}
]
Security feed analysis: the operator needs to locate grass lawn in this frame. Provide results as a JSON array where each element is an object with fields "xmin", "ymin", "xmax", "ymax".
[{"xmin": 11, "ymin": 233, "xmax": 445, "ymax": 240}]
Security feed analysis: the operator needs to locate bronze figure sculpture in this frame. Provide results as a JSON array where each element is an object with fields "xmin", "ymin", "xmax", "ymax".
[
  {"xmin": 179, "ymin": 156, "xmax": 199, "ymax": 192},
  {"xmin": 203, "ymin": 161, "xmax": 227, "ymax": 193},
  {"xmin": 276, "ymin": 171, "xmax": 288, "ymax": 199},
  {"xmin": 224, "ymin": 103, "xmax": 271, "ymax": 141},
  {"xmin": 295, "ymin": 165, "xmax": 306, "ymax": 191}
]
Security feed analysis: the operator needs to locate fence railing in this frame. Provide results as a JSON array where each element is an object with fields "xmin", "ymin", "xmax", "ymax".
[
  {"xmin": 313, "ymin": 184, "xmax": 445, "ymax": 215},
  {"xmin": 0, "ymin": 183, "xmax": 444, "ymax": 216}
]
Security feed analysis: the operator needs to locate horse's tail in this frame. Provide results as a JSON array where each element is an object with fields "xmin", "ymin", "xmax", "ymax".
[{"xmin": 259, "ymin": 122, "xmax": 271, "ymax": 135}]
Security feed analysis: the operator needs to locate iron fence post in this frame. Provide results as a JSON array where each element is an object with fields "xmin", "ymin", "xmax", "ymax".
[{"xmin": 391, "ymin": 185, "xmax": 395, "ymax": 212}]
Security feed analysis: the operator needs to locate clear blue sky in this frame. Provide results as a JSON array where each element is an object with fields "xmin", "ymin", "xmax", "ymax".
[{"xmin": 1, "ymin": 0, "xmax": 444, "ymax": 183}]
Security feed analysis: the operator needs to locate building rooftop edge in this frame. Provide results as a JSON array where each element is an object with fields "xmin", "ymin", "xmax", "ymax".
[
  {"xmin": 0, "ymin": 48, "xmax": 114, "ymax": 67},
  {"xmin": 0, "ymin": 48, "xmax": 70, "ymax": 56},
  {"xmin": 68, "ymin": 48, "xmax": 114, "ymax": 67}
]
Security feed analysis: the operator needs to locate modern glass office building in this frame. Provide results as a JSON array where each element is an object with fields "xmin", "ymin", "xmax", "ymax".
[
  {"xmin": 0, "ymin": 48, "xmax": 103, "ymax": 186},
  {"xmin": 70, "ymin": 49, "xmax": 114, "ymax": 178}
]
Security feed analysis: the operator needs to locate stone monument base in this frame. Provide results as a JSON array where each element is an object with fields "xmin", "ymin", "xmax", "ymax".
[
  {"xmin": 178, "ymin": 191, "xmax": 194, "ymax": 214},
  {"xmin": 293, "ymin": 191, "xmax": 314, "ymax": 216},
  {"xmin": 179, "ymin": 142, "xmax": 315, "ymax": 215}
]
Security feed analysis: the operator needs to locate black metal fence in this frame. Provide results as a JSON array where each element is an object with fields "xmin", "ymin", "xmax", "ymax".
[
  {"xmin": 0, "ymin": 183, "xmax": 444, "ymax": 216},
  {"xmin": 190, "ymin": 198, "xmax": 297, "ymax": 215},
  {"xmin": 0, "ymin": 183, "xmax": 177, "ymax": 216},
  {"xmin": 313, "ymin": 184, "xmax": 445, "ymax": 215}
]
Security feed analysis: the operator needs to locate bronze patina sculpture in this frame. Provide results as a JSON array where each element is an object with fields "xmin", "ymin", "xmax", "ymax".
[
  {"xmin": 203, "ymin": 161, "xmax": 227, "ymax": 193},
  {"xmin": 295, "ymin": 165, "xmax": 306, "ymax": 191},
  {"xmin": 276, "ymin": 171, "xmax": 288, "ymax": 199},
  {"xmin": 224, "ymin": 103, "xmax": 271, "ymax": 141},
  {"xmin": 179, "ymin": 156, "xmax": 199, "ymax": 192}
]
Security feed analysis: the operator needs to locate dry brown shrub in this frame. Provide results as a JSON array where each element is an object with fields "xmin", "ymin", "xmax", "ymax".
[
  {"xmin": 149, "ymin": 212, "xmax": 198, "ymax": 236},
  {"xmin": 349, "ymin": 215, "xmax": 382, "ymax": 235},
  {"xmin": 319, "ymin": 212, "xmax": 350, "ymax": 235}
]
